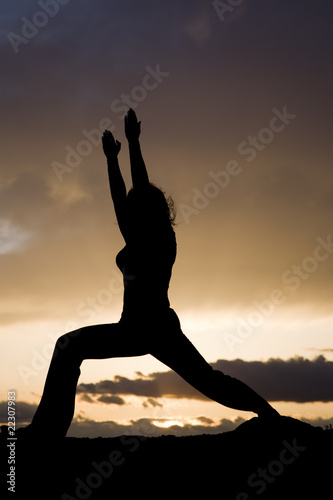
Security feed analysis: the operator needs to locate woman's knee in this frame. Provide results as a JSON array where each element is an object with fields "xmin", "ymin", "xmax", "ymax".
[{"xmin": 54, "ymin": 328, "xmax": 83, "ymax": 359}]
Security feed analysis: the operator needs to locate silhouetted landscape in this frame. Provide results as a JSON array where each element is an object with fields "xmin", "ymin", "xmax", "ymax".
[{"xmin": 1, "ymin": 416, "xmax": 331, "ymax": 499}]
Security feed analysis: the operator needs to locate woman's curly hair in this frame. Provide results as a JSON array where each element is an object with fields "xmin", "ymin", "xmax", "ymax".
[{"xmin": 127, "ymin": 183, "xmax": 177, "ymax": 227}]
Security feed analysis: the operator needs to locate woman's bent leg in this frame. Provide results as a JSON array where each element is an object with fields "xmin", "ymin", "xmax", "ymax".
[
  {"xmin": 150, "ymin": 311, "xmax": 278, "ymax": 418},
  {"xmin": 30, "ymin": 322, "xmax": 148, "ymax": 437},
  {"xmin": 30, "ymin": 339, "xmax": 81, "ymax": 437}
]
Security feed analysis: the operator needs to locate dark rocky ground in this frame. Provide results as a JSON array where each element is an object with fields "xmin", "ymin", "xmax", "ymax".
[{"xmin": 1, "ymin": 416, "xmax": 332, "ymax": 499}]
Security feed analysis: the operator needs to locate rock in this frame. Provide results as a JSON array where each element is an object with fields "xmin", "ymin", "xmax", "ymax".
[{"xmin": 0, "ymin": 416, "xmax": 331, "ymax": 499}]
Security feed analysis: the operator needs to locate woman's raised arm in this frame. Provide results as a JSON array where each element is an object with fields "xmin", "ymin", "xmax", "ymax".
[
  {"xmin": 125, "ymin": 108, "xmax": 149, "ymax": 189},
  {"xmin": 102, "ymin": 130, "xmax": 128, "ymax": 240}
]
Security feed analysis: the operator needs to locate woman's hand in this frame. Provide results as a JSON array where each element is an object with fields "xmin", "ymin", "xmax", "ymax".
[
  {"xmin": 124, "ymin": 108, "xmax": 141, "ymax": 142},
  {"xmin": 102, "ymin": 130, "xmax": 121, "ymax": 159}
]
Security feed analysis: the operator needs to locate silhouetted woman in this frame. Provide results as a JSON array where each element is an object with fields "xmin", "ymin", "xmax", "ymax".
[{"xmin": 28, "ymin": 109, "xmax": 278, "ymax": 437}]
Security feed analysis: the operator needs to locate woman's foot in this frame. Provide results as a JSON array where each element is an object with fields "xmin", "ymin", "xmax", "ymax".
[{"xmin": 258, "ymin": 404, "xmax": 280, "ymax": 420}]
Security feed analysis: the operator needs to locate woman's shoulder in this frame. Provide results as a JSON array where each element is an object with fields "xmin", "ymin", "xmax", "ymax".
[{"xmin": 128, "ymin": 226, "xmax": 176, "ymax": 259}]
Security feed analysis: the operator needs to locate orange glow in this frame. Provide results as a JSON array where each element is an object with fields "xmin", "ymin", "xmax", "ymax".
[{"xmin": 153, "ymin": 419, "xmax": 185, "ymax": 429}]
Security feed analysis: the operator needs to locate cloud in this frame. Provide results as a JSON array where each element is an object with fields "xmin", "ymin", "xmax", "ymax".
[
  {"xmin": 77, "ymin": 371, "xmax": 205, "ymax": 401},
  {"xmin": 0, "ymin": 218, "xmax": 33, "ymax": 254},
  {"xmin": 185, "ymin": 9, "xmax": 212, "ymax": 45},
  {"xmin": 0, "ymin": 168, "xmax": 124, "ymax": 325},
  {"xmin": 142, "ymin": 398, "xmax": 164, "ymax": 409},
  {"xmin": 0, "ymin": 400, "xmax": 37, "ymax": 425},
  {"xmin": 0, "ymin": 172, "xmax": 52, "ymax": 232},
  {"xmin": 97, "ymin": 395, "xmax": 125, "ymax": 406},
  {"xmin": 79, "ymin": 394, "xmax": 95, "ymax": 404},
  {"xmin": 197, "ymin": 416, "xmax": 214, "ymax": 425},
  {"xmin": 212, "ymin": 356, "xmax": 333, "ymax": 403},
  {"xmin": 67, "ymin": 415, "xmax": 246, "ymax": 439},
  {"xmin": 306, "ymin": 348, "xmax": 333, "ymax": 353},
  {"xmin": 77, "ymin": 356, "xmax": 333, "ymax": 404}
]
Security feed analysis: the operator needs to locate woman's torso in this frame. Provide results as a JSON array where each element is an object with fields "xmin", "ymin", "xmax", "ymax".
[{"xmin": 116, "ymin": 227, "xmax": 177, "ymax": 321}]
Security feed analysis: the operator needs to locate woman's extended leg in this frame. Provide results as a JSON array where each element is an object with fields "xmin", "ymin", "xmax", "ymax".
[
  {"xmin": 150, "ymin": 310, "xmax": 278, "ymax": 418},
  {"xmin": 30, "ymin": 322, "xmax": 149, "ymax": 437}
]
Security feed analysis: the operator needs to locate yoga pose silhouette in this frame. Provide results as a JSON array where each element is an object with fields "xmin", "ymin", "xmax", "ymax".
[{"xmin": 27, "ymin": 109, "xmax": 279, "ymax": 437}]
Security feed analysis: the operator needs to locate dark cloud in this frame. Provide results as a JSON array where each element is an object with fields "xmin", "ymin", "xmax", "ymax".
[
  {"xmin": 142, "ymin": 398, "xmax": 164, "ymax": 409},
  {"xmin": 77, "ymin": 371, "xmax": 205, "ymax": 401},
  {"xmin": 197, "ymin": 416, "xmax": 214, "ymax": 425},
  {"xmin": 212, "ymin": 356, "xmax": 333, "ymax": 403},
  {"xmin": 0, "ymin": 400, "xmax": 37, "ymax": 425},
  {"xmin": 79, "ymin": 394, "xmax": 95, "ymax": 404},
  {"xmin": 77, "ymin": 356, "xmax": 333, "ymax": 404},
  {"xmin": 97, "ymin": 395, "xmax": 125, "ymax": 406}
]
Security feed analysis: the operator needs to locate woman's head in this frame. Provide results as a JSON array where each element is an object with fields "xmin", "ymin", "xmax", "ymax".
[{"xmin": 126, "ymin": 183, "xmax": 176, "ymax": 228}]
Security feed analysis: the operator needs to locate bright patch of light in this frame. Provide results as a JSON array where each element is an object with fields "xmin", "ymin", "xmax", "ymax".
[
  {"xmin": 0, "ymin": 218, "xmax": 31, "ymax": 254},
  {"xmin": 153, "ymin": 419, "xmax": 184, "ymax": 429}
]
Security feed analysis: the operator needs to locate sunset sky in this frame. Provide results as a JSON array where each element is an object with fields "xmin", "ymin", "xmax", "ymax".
[{"xmin": 1, "ymin": 0, "xmax": 333, "ymax": 437}]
